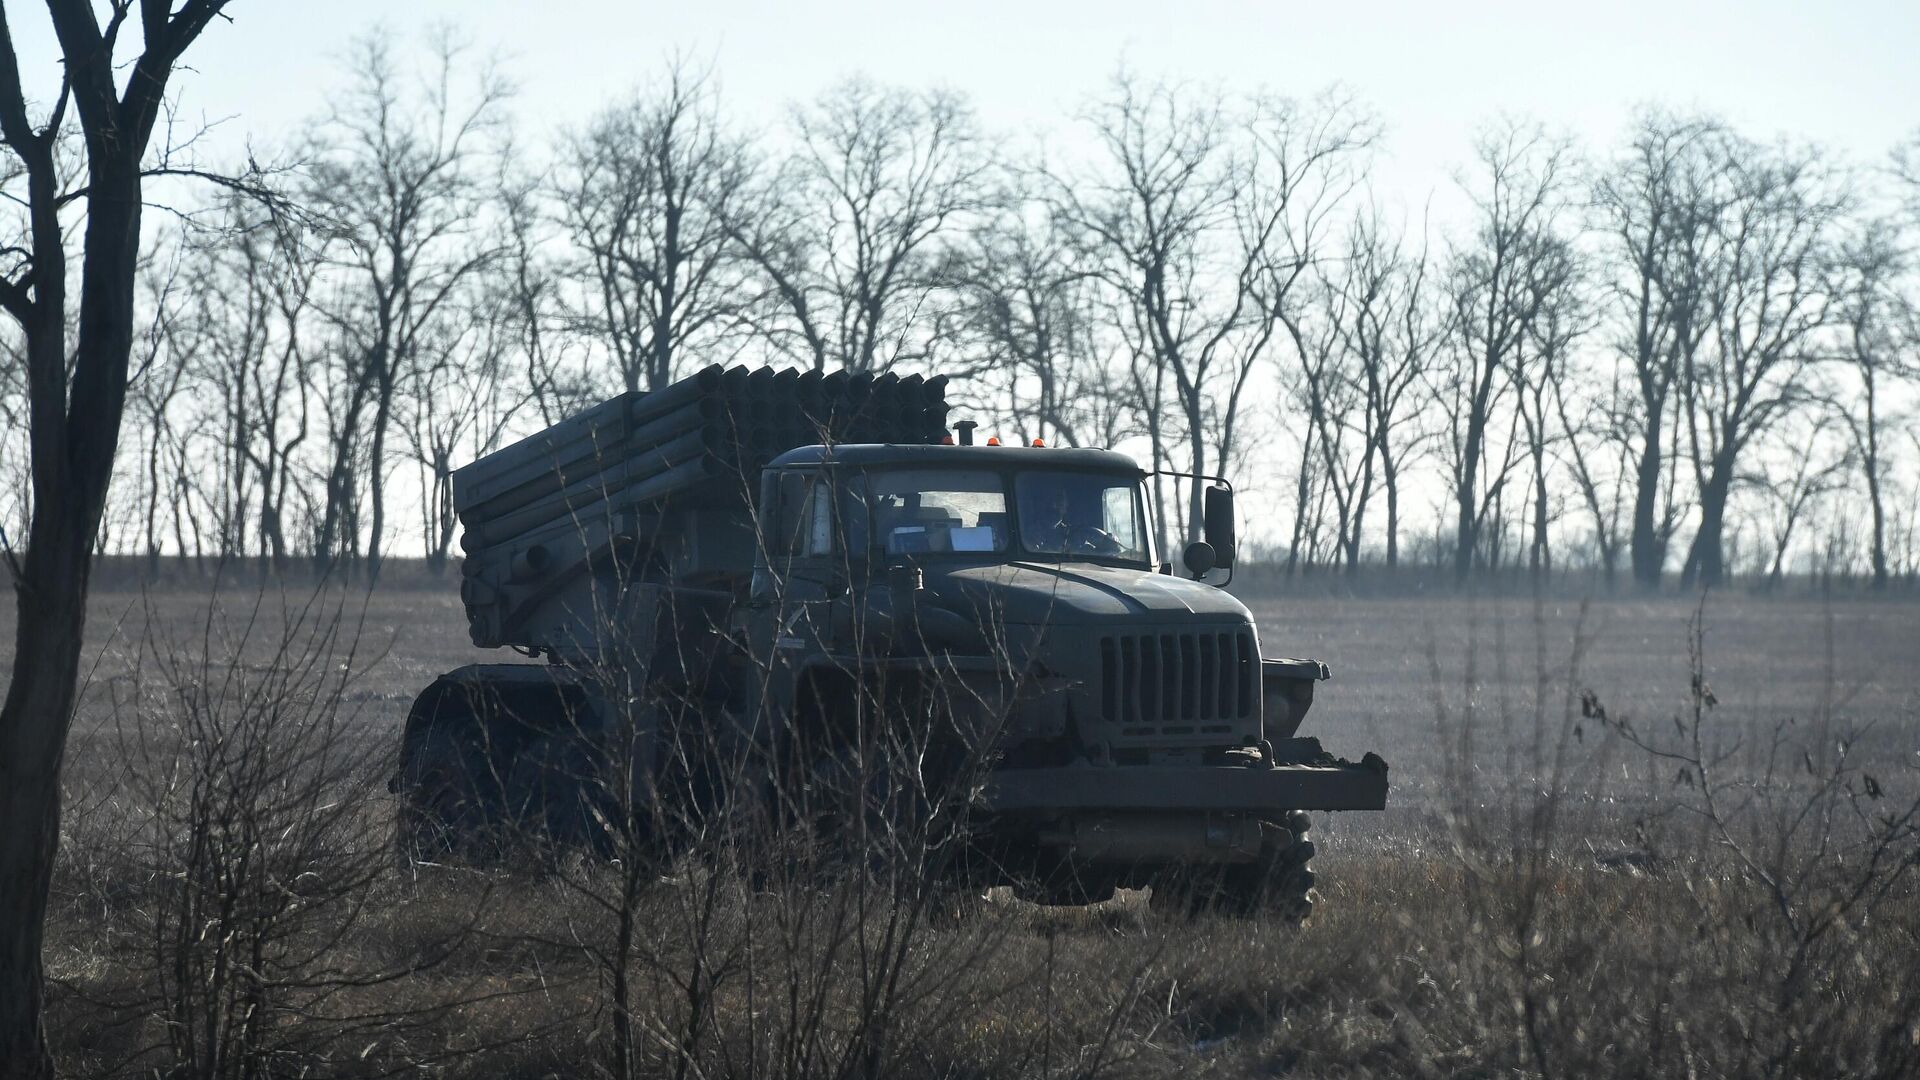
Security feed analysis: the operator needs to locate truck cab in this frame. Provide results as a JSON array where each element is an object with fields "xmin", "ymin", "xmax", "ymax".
[
  {"xmin": 751, "ymin": 444, "xmax": 1270, "ymax": 755},
  {"xmin": 727, "ymin": 443, "xmax": 1386, "ymax": 910}
]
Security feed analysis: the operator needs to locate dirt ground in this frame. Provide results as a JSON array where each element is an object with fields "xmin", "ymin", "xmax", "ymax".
[
  {"xmin": 7, "ymin": 578, "xmax": 1919, "ymax": 1078},
  {"xmin": 15, "ymin": 578, "xmax": 1915, "ymax": 810}
]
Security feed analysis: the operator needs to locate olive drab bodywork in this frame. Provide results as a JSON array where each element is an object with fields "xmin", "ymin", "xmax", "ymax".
[{"xmin": 395, "ymin": 364, "xmax": 1387, "ymax": 916}]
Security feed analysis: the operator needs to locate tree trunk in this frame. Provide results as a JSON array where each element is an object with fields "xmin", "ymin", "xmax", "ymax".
[
  {"xmin": 144, "ymin": 423, "xmax": 164, "ymax": 578},
  {"xmin": 427, "ymin": 449, "xmax": 456, "ymax": 575},
  {"xmin": 1288, "ymin": 420, "xmax": 1315, "ymax": 577},
  {"xmin": 1629, "ymin": 413, "xmax": 1664, "ymax": 589},
  {"xmin": 1185, "ymin": 400, "xmax": 1207, "ymax": 546},
  {"xmin": 1453, "ymin": 464, "xmax": 1478, "ymax": 585},
  {"xmin": 316, "ymin": 371, "xmax": 373, "ymax": 574},
  {"xmin": 1864, "ymin": 379, "xmax": 1887, "ymax": 590},
  {"xmin": 367, "ymin": 382, "xmax": 394, "ymax": 582},
  {"xmin": 315, "ymin": 437, "xmax": 355, "ymax": 574},
  {"xmin": 1530, "ymin": 445, "xmax": 1550, "ymax": 582},
  {"xmin": 1381, "ymin": 448, "xmax": 1400, "ymax": 569},
  {"xmin": 258, "ymin": 451, "xmax": 287, "ymax": 573},
  {"xmin": 0, "ymin": 8, "xmax": 233, "ymax": 1069},
  {"xmin": 1346, "ymin": 435, "xmax": 1377, "ymax": 576},
  {"xmin": 1681, "ymin": 453, "xmax": 1735, "ymax": 589},
  {"xmin": 1453, "ymin": 376, "xmax": 1490, "ymax": 585},
  {"xmin": 0, "ymin": 513, "xmax": 88, "ymax": 1080},
  {"xmin": 0, "ymin": 162, "xmax": 145, "ymax": 1080},
  {"xmin": 1146, "ymin": 417, "xmax": 1168, "ymax": 561},
  {"xmin": 1867, "ymin": 471, "xmax": 1887, "ymax": 589}
]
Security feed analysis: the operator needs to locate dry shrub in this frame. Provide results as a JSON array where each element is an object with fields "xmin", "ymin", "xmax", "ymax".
[{"xmin": 49, "ymin": 584, "xmax": 488, "ymax": 1079}]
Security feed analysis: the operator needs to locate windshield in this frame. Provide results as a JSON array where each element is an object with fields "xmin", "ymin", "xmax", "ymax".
[
  {"xmin": 863, "ymin": 469, "xmax": 1009, "ymax": 555},
  {"xmin": 848, "ymin": 466, "xmax": 1152, "ymax": 564},
  {"xmin": 1014, "ymin": 470, "xmax": 1151, "ymax": 563}
]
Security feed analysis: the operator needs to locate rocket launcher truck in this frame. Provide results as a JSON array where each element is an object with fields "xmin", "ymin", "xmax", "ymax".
[{"xmin": 396, "ymin": 363, "xmax": 1388, "ymax": 917}]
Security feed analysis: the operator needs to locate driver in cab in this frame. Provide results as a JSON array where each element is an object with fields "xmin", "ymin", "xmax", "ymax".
[{"xmin": 1019, "ymin": 475, "xmax": 1123, "ymax": 557}]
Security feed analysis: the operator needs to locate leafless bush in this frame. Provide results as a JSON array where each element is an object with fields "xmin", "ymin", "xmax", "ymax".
[
  {"xmin": 1587, "ymin": 595, "xmax": 1920, "ymax": 1077},
  {"xmin": 62, "ymin": 584, "xmax": 482, "ymax": 1079},
  {"xmin": 1416, "ymin": 589, "xmax": 1920, "ymax": 1078}
]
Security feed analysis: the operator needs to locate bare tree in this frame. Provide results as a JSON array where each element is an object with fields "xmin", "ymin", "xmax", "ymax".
[
  {"xmin": 1309, "ymin": 208, "xmax": 1443, "ymax": 570},
  {"xmin": 1828, "ymin": 222, "xmax": 1914, "ymax": 588},
  {"xmin": 1242, "ymin": 90, "xmax": 1377, "ymax": 528},
  {"xmin": 1056, "ymin": 74, "xmax": 1373, "ymax": 547},
  {"xmin": 1512, "ymin": 233, "xmax": 1585, "ymax": 580},
  {"xmin": 401, "ymin": 276, "xmax": 529, "ymax": 571},
  {"xmin": 131, "ymin": 250, "xmax": 194, "ymax": 572},
  {"xmin": 953, "ymin": 199, "xmax": 1129, "ymax": 448},
  {"xmin": 153, "ymin": 200, "xmax": 321, "ymax": 569},
  {"xmin": 244, "ymin": 216, "xmax": 322, "ymax": 569},
  {"xmin": 1547, "ymin": 336, "xmax": 1634, "ymax": 582},
  {"xmin": 1593, "ymin": 112, "xmax": 1726, "ymax": 588},
  {"xmin": 1438, "ymin": 121, "xmax": 1576, "ymax": 583},
  {"xmin": 303, "ymin": 29, "xmax": 509, "ymax": 577},
  {"xmin": 1122, "ymin": 303, "xmax": 1179, "ymax": 553},
  {"xmin": 731, "ymin": 77, "xmax": 992, "ymax": 373},
  {"xmin": 0, "ymin": 4, "xmax": 244, "ymax": 1075},
  {"xmin": 1678, "ymin": 139, "xmax": 1843, "ymax": 589},
  {"xmin": 497, "ymin": 156, "xmax": 596, "ymax": 426},
  {"xmin": 1751, "ymin": 411, "xmax": 1851, "ymax": 585},
  {"xmin": 1051, "ymin": 74, "xmax": 1227, "ymax": 546},
  {"xmin": 1284, "ymin": 267, "xmax": 1358, "ymax": 571},
  {"xmin": 556, "ymin": 58, "xmax": 753, "ymax": 393}
]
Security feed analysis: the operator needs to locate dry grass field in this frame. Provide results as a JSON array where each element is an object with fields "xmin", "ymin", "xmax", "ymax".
[{"xmin": 8, "ymin": 577, "xmax": 1919, "ymax": 1079}]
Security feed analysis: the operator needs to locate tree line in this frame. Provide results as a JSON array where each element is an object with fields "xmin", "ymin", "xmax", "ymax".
[{"xmin": 4, "ymin": 33, "xmax": 1917, "ymax": 589}]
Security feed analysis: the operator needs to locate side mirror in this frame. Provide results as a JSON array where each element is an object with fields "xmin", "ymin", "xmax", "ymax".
[
  {"xmin": 1182, "ymin": 541, "xmax": 1217, "ymax": 578},
  {"xmin": 1203, "ymin": 485, "xmax": 1236, "ymax": 567}
]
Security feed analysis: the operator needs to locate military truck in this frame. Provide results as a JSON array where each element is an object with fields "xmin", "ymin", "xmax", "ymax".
[{"xmin": 395, "ymin": 364, "xmax": 1387, "ymax": 918}]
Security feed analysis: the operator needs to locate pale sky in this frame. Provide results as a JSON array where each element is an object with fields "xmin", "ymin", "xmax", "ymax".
[
  {"xmin": 7, "ymin": 1, "xmax": 1918, "ymax": 549},
  {"xmin": 9, "ymin": 0, "xmax": 1920, "ymax": 213}
]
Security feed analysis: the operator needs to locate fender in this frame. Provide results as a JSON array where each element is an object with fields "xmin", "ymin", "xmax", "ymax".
[{"xmin": 392, "ymin": 663, "xmax": 599, "ymax": 791}]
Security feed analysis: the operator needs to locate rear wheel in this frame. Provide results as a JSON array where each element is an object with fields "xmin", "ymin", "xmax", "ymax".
[
  {"xmin": 505, "ymin": 734, "xmax": 620, "ymax": 854},
  {"xmin": 398, "ymin": 727, "xmax": 504, "ymax": 860}
]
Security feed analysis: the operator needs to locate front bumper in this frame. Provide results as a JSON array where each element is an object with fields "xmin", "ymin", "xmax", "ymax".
[{"xmin": 982, "ymin": 755, "xmax": 1388, "ymax": 815}]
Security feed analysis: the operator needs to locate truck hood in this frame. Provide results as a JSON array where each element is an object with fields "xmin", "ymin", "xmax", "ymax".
[{"xmin": 921, "ymin": 560, "xmax": 1253, "ymax": 628}]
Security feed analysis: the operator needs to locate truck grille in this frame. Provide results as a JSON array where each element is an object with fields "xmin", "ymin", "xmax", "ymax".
[{"xmin": 1099, "ymin": 629, "xmax": 1256, "ymax": 738}]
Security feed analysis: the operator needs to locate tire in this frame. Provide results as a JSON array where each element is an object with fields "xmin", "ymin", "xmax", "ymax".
[
  {"xmin": 397, "ymin": 726, "xmax": 504, "ymax": 861},
  {"xmin": 1150, "ymin": 812, "xmax": 1317, "ymax": 923},
  {"xmin": 505, "ymin": 734, "xmax": 615, "ymax": 854}
]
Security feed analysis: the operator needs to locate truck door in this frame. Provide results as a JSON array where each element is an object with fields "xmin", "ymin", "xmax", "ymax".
[
  {"xmin": 744, "ymin": 469, "xmax": 846, "ymax": 725},
  {"xmin": 752, "ymin": 470, "xmax": 843, "ymax": 602}
]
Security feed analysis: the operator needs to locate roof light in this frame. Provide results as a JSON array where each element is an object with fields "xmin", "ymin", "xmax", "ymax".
[
  {"xmin": 1031, "ymin": 438, "xmax": 1046, "ymax": 447},
  {"xmin": 986, "ymin": 436, "xmax": 1001, "ymax": 446},
  {"xmin": 940, "ymin": 435, "xmax": 955, "ymax": 445}
]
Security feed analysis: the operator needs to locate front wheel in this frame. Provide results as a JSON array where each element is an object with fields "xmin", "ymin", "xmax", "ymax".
[{"xmin": 1150, "ymin": 811, "xmax": 1316, "ymax": 923}]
